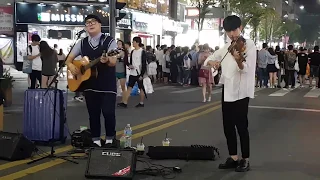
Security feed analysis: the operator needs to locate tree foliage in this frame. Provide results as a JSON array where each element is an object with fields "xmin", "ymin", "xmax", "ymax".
[
  {"xmin": 228, "ymin": 0, "xmax": 269, "ymax": 43},
  {"xmin": 190, "ymin": 0, "xmax": 216, "ymax": 32},
  {"xmin": 258, "ymin": 7, "xmax": 280, "ymax": 43},
  {"xmin": 281, "ymin": 20, "xmax": 302, "ymax": 43}
]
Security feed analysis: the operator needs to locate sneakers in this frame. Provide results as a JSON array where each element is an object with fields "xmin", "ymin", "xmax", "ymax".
[
  {"xmin": 218, "ymin": 157, "xmax": 250, "ymax": 172},
  {"xmin": 117, "ymin": 103, "xmax": 145, "ymax": 108},
  {"xmin": 117, "ymin": 102, "xmax": 128, "ymax": 108},
  {"xmin": 91, "ymin": 139, "xmax": 120, "ymax": 148},
  {"xmin": 74, "ymin": 96, "xmax": 84, "ymax": 102},
  {"xmin": 135, "ymin": 103, "xmax": 144, "ymax": 108}
]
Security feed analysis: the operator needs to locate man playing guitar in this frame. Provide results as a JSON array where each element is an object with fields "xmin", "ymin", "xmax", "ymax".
[{"xmin": 65, "ymin": 14, "xmax": 118, "ymax": 147}]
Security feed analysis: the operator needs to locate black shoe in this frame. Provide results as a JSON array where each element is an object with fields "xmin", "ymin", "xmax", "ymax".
[
  {"xmin": 104, "ymin": 139, "xmax": 120, "ymax": 148},
  {"xmin": 117, "ymin": 103, "xmax": 128, "ymax": 108},
  {"xmin": 135, "ymin": 103, "xmax": 144, "ymax": 108},
  {"xmin": 235, "ymin": 159, "xmax": 250, "ymax": 172},
  {"xmin": 218, "ymin": 157, "xmax": 239, "ymax": 169}
]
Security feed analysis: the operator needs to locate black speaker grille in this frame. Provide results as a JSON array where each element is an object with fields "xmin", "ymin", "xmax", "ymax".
[{"xmin": 86, "ymin": 148, "xmax": 136, "ymax": 179}]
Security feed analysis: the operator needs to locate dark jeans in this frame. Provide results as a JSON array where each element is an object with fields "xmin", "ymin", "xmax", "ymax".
[
  {"xmin": 170, "ymin": 63, "xmax": 178, "ymax": 83},
  {"xmin": 222, "ymin": 88, "xmax": 250, "ymax": 158},
  {"xmin": 277, "ymin": 70, "xmax": 286, "ymax": 87},
  {"xmin": 257, "ymin": 67, "xmax": 268, "ymax": 87},
  {"xmin": 285, "ymin": 69, "xmax": 295, "ymax": 87},
  {"xmin": 191, "ymin": 66, "xmax": 199, "ymax": 86},
  {"xmin": 84, "ymin": 91, "xmax": 116, "ymax": 140},
  {"xmin": 183, "ymin": 68, "xmax": 191, "ymax": 85},
  {"xmin": 30, "ymin": 70, "xmax": 42, "ymax": 89},
  {"xmin": 177, "ymin": 65, "xmax": 184, "ymax": 84}
]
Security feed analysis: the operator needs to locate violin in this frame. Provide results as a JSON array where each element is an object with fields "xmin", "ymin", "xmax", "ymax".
[{"xmin": 228, "ymin": 36, "xmax": 247, "ymax": 62}]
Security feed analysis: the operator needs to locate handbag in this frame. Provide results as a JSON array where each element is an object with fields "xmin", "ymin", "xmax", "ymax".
[
  {"xmin": 143, "ymin": 77, "xmax": 154, "ymax": 94},
  {"xmin": 199, "ymin": 68, "xmax": 209, "ymax": 78},
  {"xmin": 22, "ymin": 45, "xmax": 33, "ymax": 74},
  {"xmin": 294, "ymin": 60, "xmax": 299, "ymax": 72},
  {"xmin": 22, "ymin": 58, "xmax": 32, "ymax": 74}
]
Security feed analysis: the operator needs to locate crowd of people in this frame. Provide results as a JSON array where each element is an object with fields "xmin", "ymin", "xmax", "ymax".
[
  {"xmin": 21, "ymin": 34, "xmax": 320, "ymax": 104},
  {"xmin": 257, "ymin": 43, "xmax": 320, "ymax": 89}
]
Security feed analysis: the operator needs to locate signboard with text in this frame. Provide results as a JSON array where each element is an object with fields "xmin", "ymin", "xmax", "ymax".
[
  {"xmin": 0, "ymin": 7, "xmax": 13, "ymax": 35},
  {"xmin": 15, "ymin": 3, "xmax": 131, "ymax": 29}
]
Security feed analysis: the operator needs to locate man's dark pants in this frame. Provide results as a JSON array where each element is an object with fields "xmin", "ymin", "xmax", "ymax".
[
  {"xmin": 222, "ymin": 87, "xmax": 250, "ymax": 158},
  {"xmin": 84, "ymin": 91, "xmax": 116, "ymax": 140}
]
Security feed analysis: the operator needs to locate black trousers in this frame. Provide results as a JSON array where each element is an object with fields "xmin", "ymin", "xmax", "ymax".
[
  {"xmin": 30, "ymin": 70, "xmax": 42, "ymax": 89},
  {"xmin": 285, "ymin": 69, "xmax": 295, "ymax": 87},
  {"xmin": 222, "ymin": 88, "xmax": 250, "ymax": 158},
  {"xmin": 84, "ymin": 91, "xmax": 116, "ymax": 140}
]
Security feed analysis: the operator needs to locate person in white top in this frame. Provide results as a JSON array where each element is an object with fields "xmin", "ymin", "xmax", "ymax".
[
  {"xmin": 27, "ymin": 34, "xmax": 42, "ymax": 89},
  {"xmin": 118, "ymin": 37, "xmax": 147, "ymax": 108},
  {"xmin": 205, "ymin": 15, "xmax": 256, "ymax": 172},
  {"xmin": 155, "ymin": 45, "xmax": 164, "ymax": 81}
]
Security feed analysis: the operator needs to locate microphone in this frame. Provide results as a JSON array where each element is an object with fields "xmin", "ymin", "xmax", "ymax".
[{"xmin": 76, "ymin": 29, "xmax": 86, "ymax": 36}]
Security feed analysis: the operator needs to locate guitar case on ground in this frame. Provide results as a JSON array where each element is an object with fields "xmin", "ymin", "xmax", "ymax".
[{"xmin": 23, "ymin": 89, "xmax": 68, "ymax": 144}]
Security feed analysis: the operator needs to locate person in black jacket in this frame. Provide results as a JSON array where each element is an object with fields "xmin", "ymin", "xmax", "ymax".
[
  {"xmin": 118, "ymin": 37, "xmax": 147, "ymax": 108},
  {"xmin": 275, "ymin": 46, "xmax": 285, "ymax": 88}
]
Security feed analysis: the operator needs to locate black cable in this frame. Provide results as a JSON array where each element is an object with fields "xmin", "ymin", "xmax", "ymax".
[{"xmin": 135, "ymin": 157, "xmax": 179, "ymax": 179}]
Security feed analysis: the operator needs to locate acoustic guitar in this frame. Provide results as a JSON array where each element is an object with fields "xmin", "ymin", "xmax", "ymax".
[{"xmin": 67, "ymin": 49, "xmax": 120, "ymax": 92}]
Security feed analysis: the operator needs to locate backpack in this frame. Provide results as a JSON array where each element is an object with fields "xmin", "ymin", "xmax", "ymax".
[
  {"xmin": 28, "ymin": 45, "xmax": 32, "ymax": 55},
  {"xmin": 146, "ymin": 51, "xmax": 155, "ymax": 64},
  {"xmin": 287, "ymin": 52, "xmax": 296, "ymax": 68}
]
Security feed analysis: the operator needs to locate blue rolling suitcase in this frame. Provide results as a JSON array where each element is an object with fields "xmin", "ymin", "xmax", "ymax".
[{"xmin": 23, "ymin": 89, "xmax": 67, "ymax": 143}]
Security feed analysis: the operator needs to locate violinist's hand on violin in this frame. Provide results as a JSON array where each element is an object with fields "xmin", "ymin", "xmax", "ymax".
[{"xmin": 232, "ymin": 49, "xmax": 241, "ymax": 62}]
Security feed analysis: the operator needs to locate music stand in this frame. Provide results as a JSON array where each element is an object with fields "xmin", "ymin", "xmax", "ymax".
[{"xmin": 27, "ymin": 31, "xmax": 85, "ymax": 165}]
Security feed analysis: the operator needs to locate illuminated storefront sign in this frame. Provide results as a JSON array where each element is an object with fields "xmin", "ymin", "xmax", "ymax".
[{"xmin": 38, "ymin": 13, "xmax": 85, "ymax": 23}]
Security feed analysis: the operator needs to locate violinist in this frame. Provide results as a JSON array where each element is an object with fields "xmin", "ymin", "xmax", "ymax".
[{"xmin": 205, "ymin": 15, "xmax": 256, "ymax": 172}]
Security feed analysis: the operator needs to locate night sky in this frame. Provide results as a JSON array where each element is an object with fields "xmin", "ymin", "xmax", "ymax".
[
  {"xmin": 296, "ymin": 0, "xmax": 320, "ymax": 42},
  {"xmin": 296, "ymin": 0, "xmax": 320, "ymax": 14}
]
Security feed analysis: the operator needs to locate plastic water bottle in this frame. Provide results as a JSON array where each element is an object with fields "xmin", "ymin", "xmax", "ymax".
[
  {"xmin": 124, "ymin": 124, "xmax": 132, "ymax": 147},
  {"xmin": 120, "ymin": 135, "xmax": 126, "ymax": 148}
]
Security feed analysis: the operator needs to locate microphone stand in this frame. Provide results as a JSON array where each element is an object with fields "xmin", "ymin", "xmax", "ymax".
[{"xmin": 27, "ymin": 31, "xmax": 84, "ymax": 165}]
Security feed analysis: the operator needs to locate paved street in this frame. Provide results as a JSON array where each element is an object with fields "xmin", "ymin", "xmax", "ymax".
[{"xmin": 0, "ymin": 79, "xmax": 320, "ymax": 180}]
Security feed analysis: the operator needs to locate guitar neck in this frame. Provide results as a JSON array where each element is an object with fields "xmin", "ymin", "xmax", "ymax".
[{"xmin": 83, "ymin": 57, "xmax": 101, "ymax": 71}]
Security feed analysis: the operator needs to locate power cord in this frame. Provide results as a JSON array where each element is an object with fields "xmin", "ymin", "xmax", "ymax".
[{"xmin": 135, "ymin": 156, "xmax": 181, "ymax": 179}]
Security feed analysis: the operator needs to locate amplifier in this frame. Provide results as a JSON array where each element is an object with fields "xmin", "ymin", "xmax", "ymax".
[
  {"xmin": 71, "ymin": 129, "xmax": 92, "ymax": 148},
  {"xmin": 0, "ymin": 131, "xmax": 35, "ymax": 161},
  {"xmin": 85, "ymin": 148, "xmax": 136, "ymax": 179},
  {"xmin": 147, "ymin": 145, "xmax": 220, "ymax": 160}
]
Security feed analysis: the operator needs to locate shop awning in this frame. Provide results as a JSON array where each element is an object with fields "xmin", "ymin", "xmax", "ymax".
[{"xmin": 137, "ymin": 34, "xmax": 153, "ymax": 38}]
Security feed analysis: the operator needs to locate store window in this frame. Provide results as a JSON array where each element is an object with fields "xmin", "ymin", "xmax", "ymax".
[{"xmin": 28, "ymin": 25, "xmax": 85, "ymax": 55}]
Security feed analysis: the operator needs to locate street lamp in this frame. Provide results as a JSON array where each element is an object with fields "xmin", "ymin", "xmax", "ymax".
[{"xmin": 300, "ymin": 5, "xmax": 304, "ymax": 10}]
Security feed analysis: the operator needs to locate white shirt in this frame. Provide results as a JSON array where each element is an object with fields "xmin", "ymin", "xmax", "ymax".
[
  {"xmin": 205, "ymin": 38, "xmax": 257, "ymax": 102},
  {"xmin": 130, "ymin": 48, "xmax": 143, "ymax": 76},
  {"xmin": 184, "ymin": 55, "xmax": 191, "ymax": 69},
  {"xmin": 155, "ymin": 50, "xmax": 163, "ymax": 64},
  {"xmin": 28, "ymin": 45, "xmax": 42, "ymax": 71}
]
